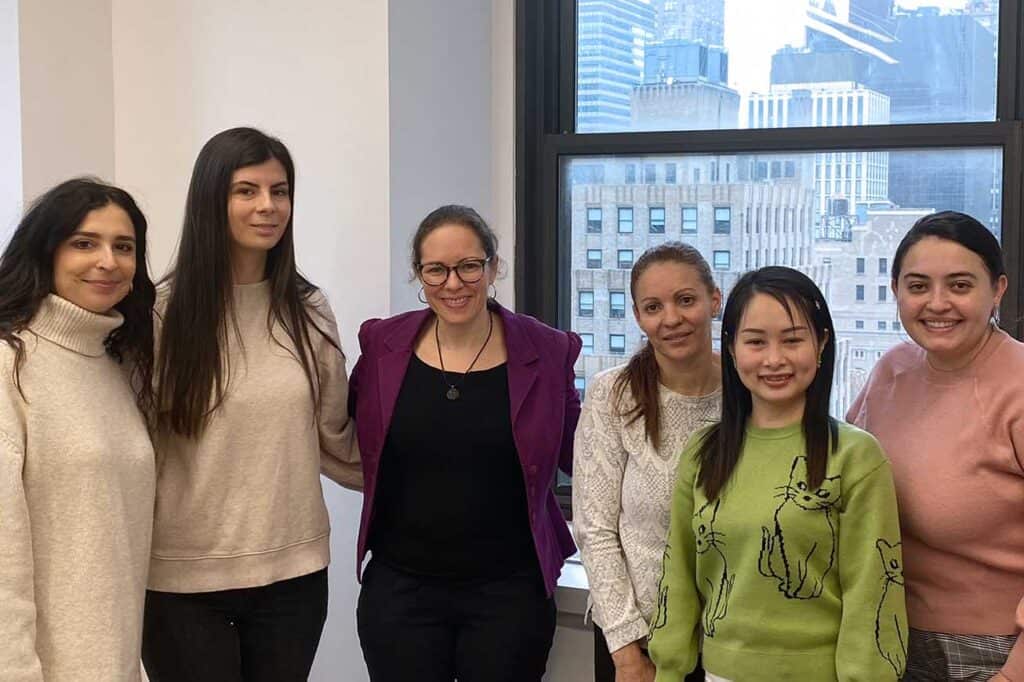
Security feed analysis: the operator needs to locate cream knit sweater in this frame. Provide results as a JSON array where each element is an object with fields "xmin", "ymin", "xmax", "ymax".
[
  {"xmin": 149, "ymin": 281, "xmax": 360, "ymax": 593},
  {"xmin": 0, "ymin": 295, "xmax": 156, "ymax": 682}
]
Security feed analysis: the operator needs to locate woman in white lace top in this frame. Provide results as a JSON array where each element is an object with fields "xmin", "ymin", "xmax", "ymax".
[{"xmin": 573, "ymin": 242, "xmax": 722, "ymax": 682}]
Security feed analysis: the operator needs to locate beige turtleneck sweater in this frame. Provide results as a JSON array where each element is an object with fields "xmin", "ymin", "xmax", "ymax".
[
  {"xmin": 0, "ymin": 295, "xmax": 156, "ymax": 682},
  {"xmin": 149, "ymin": 281, "xmax": 361, "ymax": 593}
]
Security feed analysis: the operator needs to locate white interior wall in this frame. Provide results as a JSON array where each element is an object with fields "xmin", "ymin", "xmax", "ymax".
[{"xmin": 0, "ymin": 0, "xmax": 20, "ymax": 237}]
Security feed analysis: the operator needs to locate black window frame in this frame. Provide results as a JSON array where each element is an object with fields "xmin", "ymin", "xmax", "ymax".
[
  {"xmin": 649, "ymin": 206, "xmax": 666, "ymax": 233},
  {"xmin": 516, "ymin": 0, "xmax": 1024, "ymax": 515}
]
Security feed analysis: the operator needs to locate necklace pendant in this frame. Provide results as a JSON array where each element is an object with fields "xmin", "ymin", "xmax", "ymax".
[{"xmin": 446, "ymin": 386, "xmax": 461, "ymax": 401}]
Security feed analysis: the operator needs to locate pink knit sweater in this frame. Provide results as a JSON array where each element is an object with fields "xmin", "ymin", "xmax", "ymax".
[{"xmin": 848, "ymin": 329, "xmax": 1024, "ymax": 679}]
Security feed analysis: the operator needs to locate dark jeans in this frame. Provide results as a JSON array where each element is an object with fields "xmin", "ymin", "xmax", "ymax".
[
  {"xmin": 357, "ymin": 558, "xmax": 557, "ymax": 682},
  {"xmin": 594, "ymin": 624, "xmax": 705, "ymax": 682},
  {"xmin": 141, "ymin": 568, "xmax": 328, "ymax": 682}
]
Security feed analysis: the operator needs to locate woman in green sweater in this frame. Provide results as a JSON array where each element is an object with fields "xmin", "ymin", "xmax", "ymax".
[{"xmin": 649, "ymin": 266, "xmax": 906, "ymax": 682}]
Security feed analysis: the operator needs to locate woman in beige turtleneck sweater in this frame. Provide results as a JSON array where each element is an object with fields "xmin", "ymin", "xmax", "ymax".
[
  {"xmin": 142, "ymin": 128, "xmax": 360, "ymax": 682},
  {"xmin": 0, "ymin": 178, "xmax": 158, "ymax": 681}
]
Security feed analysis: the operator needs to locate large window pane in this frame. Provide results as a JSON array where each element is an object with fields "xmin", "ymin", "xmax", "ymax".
[
  {"xmin": 576, "ymin": 0, "xmax": 998, "ymax": 133},
  {"xmin": 565, "ymin": 147, "xmax": 1001, "ymax": 417}
]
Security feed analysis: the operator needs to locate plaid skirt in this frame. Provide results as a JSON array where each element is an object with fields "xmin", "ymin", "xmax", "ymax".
[{"xmin": 904, "ymin": 627, "xmax": 1016, "ymax": 681}]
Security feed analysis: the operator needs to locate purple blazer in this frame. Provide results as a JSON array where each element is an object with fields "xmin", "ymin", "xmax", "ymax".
[{"xmin": 349, "ymin": 301, "xmax": 582, "ymax": 596}]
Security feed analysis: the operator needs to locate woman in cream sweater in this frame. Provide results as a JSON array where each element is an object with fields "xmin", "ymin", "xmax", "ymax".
[
  {"xmin": 0, "ymin": 178, "xmax": 158, "ymax": 681},
  {"xmin": 142, "ymin": 128, "xmax": 361, "ymax": 682}
]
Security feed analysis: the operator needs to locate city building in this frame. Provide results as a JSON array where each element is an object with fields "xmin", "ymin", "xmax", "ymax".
[{"xmin": 652, "ymin": 0, "xmax": 724, "ymax": 44}]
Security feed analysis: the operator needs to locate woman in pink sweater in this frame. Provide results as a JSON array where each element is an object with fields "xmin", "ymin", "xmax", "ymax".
[{"xmin": 848, "ymin": 211, "xmax": 1024, "ymax": 682}]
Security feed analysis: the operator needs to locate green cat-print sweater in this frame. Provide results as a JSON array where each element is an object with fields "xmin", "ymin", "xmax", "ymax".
[{"xmin": 648, "ymin": 421, "xmax": 906, "ymax": 682}]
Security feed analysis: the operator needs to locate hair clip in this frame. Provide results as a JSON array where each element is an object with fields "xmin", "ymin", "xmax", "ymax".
[{"xmin": 814, "ymin": 299, "xmax": 822, "ymax": 310}]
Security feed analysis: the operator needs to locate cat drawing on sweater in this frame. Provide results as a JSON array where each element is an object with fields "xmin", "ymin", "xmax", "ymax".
[
  {"xmin": 694, "ymin": 499, "xmax": 735, "ymax": 637},
  {"xmin": 759, "ymin": 456, "xmax": 840, "ymax": 600},
  {"xmin": 875, "ymin": 538, "xmax": 908, "ymax": 676}
]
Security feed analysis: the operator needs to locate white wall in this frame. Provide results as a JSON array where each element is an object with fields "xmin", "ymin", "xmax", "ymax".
[{"xmin": 0, "ymin": 0, "xmax": 20, "ymax": 236}]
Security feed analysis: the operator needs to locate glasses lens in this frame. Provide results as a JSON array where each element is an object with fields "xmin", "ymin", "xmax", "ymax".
[
  {"xmin": 421, "ymin": 264, "xmax": 448, "ymax": 285},
  {"xmin": 457, "ymin": 261, "xmax": 484, "ymax": 282}
]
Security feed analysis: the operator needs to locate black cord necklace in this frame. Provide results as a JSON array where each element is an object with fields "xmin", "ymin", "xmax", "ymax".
[{"xmin": 435, "ymin": 312, "xmax": 494, "ymax": 400}]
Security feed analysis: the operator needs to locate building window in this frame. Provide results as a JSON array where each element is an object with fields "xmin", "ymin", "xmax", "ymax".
[
  {"xmin": 894, "ymin": 320, "xmax": 902, "ymax": 331},
  {"xmin": 649, "ymin": 207, "xmax": 666, "ymax": 233},
  {"xmin": 644, "ymin": 163, "xmax": 656, "ymax": 184},
  {"xmin": 586, "ymin": 249, "xmax": 602, "ymax": 268},
  {"xmin": 617, "ymin": 249, "xmax": 634, "ymax": 269},
  {"xmin": 609, "ymin": 291, "xmax": 626, "ymax": 318},
  {"xmin": 714, "ymin": 207, "xmax": 731, "ymax": 234},
  {"xmin": 856, "ymin": 257, "xmax": 865, "ymax": 274},
  {"xmin": 879, "ymin": 257, "xmax": 888, "ymax": 275},
  {"xmin": 713, "ymin": 250, "xmax": 731, "ymax": 270},
  {"xmin": 625, "ymin": 164, "xmax": 636, "ymax": 184},
  {"xmin": 586, "ymin": 207, "xmax": 602, "ymax": 233},
  {"xmin": 878, "ymin": 320, "xmax": 887, "ymax": 330},
  {"xmin": 855, "ymin": 320, "xmax": 865, "ymax": 329},
  {"xmin": 578, "ymin": 290, "xmax": 594, "ymax": 317},
  {"xmin": 580, "ymin": 333, "xmax": 594, "ymax": 355},
  {"xmin": 682, "ymin": 206, "xmax": 697, "ymax": 233},
  {"xmin": 854, "ymin": 349, "xmax": 866, "ymax": 359},
  {"xmin": 856, "ymin": 285, "xmax": 865, "ymax": 302},
  {"xmin": 618, "ymin": 207, "xmax": 634, "ymax": 233},
  {"xmin": 878, "ymin": 285, "xmax": 887, "ymax": 302},
  {"xmin": 574, "ymin": 375, "xmax": 586, "ymax": 401},
  {"xmin": 665, "ymin": 163, "xmax": 677, "ymax": 184},
  {"xmin": 609, "ymin": 334, "xmax": 626, "ymax": 354}
]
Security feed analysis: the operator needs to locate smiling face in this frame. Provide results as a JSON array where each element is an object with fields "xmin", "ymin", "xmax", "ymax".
[
  {"xmin": 226, "ymin": 158, "xmax": 291, "ymax": 259},
  {"xmin": 633, "ymin": 261, "xmax": 720, "ymax": 368},
  {"xmin": 52, "ymin": 202, "xmax": 137, "ymax": 314},
  {"xmin": 417, "ymin": 223, "xmax": 496, "ymax": 327},
  {"xmin": 895, "ymin": 236, "xmax": 1007, "ymax": 370},
  {"xmin": 732, "ymin": 293, "xmax": 825, "ymax": 426}
]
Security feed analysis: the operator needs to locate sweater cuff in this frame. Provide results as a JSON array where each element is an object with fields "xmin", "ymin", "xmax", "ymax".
[
  {"xmin": 602, "ymin": 617, "xmax": 650, "ymax": 654},
  {"xmin": 1002, "ymin": 632, "xmax": 1024, "ymax": 682}
]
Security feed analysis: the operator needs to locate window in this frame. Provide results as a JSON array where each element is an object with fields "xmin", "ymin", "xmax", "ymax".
[
  {"xmin": 580, "ymin": 333, "xmax": 594, "ymax": 355},
  {"xmin": 713, "ymin": 207, "xmax": 731, "ymax": 234},
  {"xmin": 878, "ymin": 285, "xmax": 887, "ymax": 302},
  {"xmin": 519, "ymin": 0, "xmax": 1020, "ymax": 509},
  {"xmin": 879, "ymin": 257, "xmax": 888, "ymax": 275},
  {"xmin": 713, "ymin": 250, "xmax": 731, "ymax": 270},
  {"xmin": 610, "ymin": 291, "xmax": 626, "ymax": 318},
  {"xmin": 682, "ymin": 206, "xmax": 697, "ymax": 233},
  {"xmin": 586, "ymin": 207, "xmax": 602, "ymax": 233},
  {"xmin": 574, "ymin": 375, "xmax": 586, "ymax": 401},
  {"xmin": 644, "ymin": 163, "xmax": 656, "ymax": 184},
  {"xmin": 609, "ymin": 334, "xmax": 626, "ymax": 354},
  {"xmin": 856, "ymin": 285, "xmax": 865, "ymax": 302},
  {"xmin": 617, "ymin": 249, "xmax": 634, "ymax": 269},
  {"xmin": 893, "ymin": 320, "xmax": 902, "ymax": 331},
  {"xmin": 649, "ymin": 207, "xmax": 666, "ymax": 233},
  {"xmin": 586, "ymin": 249, "xmax": 602, "ymax": 268},
  {"xmin": 618, "ymin": 207, "xmax": 634, "ymax": 233},
  {"xmin": 856, "ymin": 258, "xmax": 865, "ymax": 275},
  {"xmin": 578, "ymin": 290, "xmax": 594, "ymax": 317},
  {"xmin": 878, "ymin": 321, "xmax": 887, "ymax": 330},
  {"xmin": 854, "ymin": 349, "xmax": 866, "ymax": 359}
]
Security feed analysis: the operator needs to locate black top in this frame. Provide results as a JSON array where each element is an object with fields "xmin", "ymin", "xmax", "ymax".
[{"xmin": 368, "ymin": 354, "xmax": 538, "ymax": 578}]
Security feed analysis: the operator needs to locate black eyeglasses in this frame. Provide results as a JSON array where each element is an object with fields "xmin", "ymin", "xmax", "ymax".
[{"xmin": 416, "ymin": 257, "xmax": 491, "ymax": 286}]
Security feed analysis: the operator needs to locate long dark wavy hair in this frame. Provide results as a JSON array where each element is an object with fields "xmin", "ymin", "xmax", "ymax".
[
  {"xmin": 612, "ymin": 242, "xmax": 717, "ymax": 448},
  {"xmin": 0, "ymin": 177, "xmax": 156, "ymax": 412},
  {"xmin": 696, "ymin": 266, "xmax": 838, "ymax": 501},
  {"xmin": 155, "ymin": 127, "xmax": 338, "ymax": 437}
]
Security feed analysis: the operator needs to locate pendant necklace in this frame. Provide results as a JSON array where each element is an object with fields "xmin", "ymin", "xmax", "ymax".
[{"xmin": 435, "ymin": 313, "xmax": 494, "ymax": 400}]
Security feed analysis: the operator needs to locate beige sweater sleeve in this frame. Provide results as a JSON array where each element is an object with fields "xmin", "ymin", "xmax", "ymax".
[
  {"xmin": 308, "ymin": 292, "xmax": 362, "ymax": 491},
  {"xmin": 0, "ymin": 368, "xmax": 44, "ymax": 681}
]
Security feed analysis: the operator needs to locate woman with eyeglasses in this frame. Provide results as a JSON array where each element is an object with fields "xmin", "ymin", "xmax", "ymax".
[{"xmin": 350, "ymin": 204, "xmax": 582, "ymax": 682}]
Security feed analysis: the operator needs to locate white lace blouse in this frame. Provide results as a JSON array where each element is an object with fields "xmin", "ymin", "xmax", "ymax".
[{"xmin": 572, "ymin": 365, "xmax": 721, "ymax": 653}]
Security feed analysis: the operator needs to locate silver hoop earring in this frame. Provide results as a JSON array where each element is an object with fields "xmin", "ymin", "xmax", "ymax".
[
  {"xmin": 488, "ymin": 284, "xmax": 497, "ymax": 301},
  {"xmin": 417, "ymin": 287, "xmax": 427, "ymax": 305}
]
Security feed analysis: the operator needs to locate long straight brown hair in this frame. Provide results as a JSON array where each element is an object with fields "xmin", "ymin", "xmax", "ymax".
[
  {"xmin": 155, "ymin": 128, "xmax": 339, "ymax": 438},
  {"xmin": 612, "ymin": 242, "xmax": 717, "ymax": 448}
]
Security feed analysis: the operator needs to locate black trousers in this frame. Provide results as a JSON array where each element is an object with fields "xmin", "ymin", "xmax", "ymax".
[
  {"xmin": 141, "ymin": 568, "xmax": 328, "ymax": 682},
  {"xmin": 357, "ymin": 559, "xmax": 557, "ymax": 682},
  {"xmin": 593, "ymin": 624, "xmax": 705, "ymax": 682}
]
